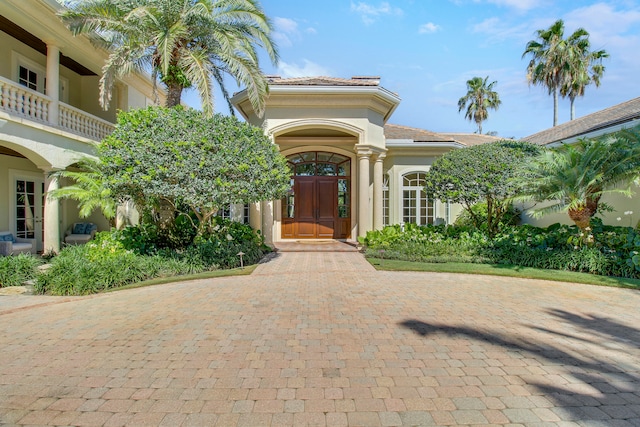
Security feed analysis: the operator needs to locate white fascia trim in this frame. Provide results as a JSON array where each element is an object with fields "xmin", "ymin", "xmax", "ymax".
[
  {"xmin": 269, "ymin": 85, "xmax": 401, "ymax": 104},
  {"xmin": 546, "ymin": 118, "xmax": 640, "ymax": 148},
  {"xmin": 386, "ymin": 141, "xmax": 464, "ymax": 149}
]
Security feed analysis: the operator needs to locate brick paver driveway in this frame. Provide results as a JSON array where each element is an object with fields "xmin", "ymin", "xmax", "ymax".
[{"xmin": 1, "ymin": 252, "xmax": 639, "ymax": 426}]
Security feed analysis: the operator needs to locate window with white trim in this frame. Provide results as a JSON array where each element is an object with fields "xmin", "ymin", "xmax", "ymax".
[
  {"xmin": 216, "ymin": 204, "xmax": 250, "ymax": 224},
  {"xmin": 402, "ymin": 172, "xmax": 434, "ymax": 225},
  {"xmin": 243, "ymin": 204, "xmax": 250, "ymax": 224},
  {"xmin": 382, "ymin": 174, "xmax": 389, "ymax": 226},
  {"xmin": 13, "ymin": 52, "xmax": 69, "ymax": 102},
  {"xmin": 216, "ymin": 205, "xmax": 231, "ymax": 220},
  {"xmin": 444, "ymin": 200, "xmax": 451, "ymax": 225},
  {"xmin": 18, "ymin": 66, "xmax": 38, "ymax": 91}
]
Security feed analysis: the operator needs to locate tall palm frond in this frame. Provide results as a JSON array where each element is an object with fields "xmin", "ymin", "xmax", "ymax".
[
  {"xmin": 523, "ymin": 20, "xmax": 609, "ymax": 126},
  {"xmin": 523, "ymin": 19, "xmax": 570, "ymax": 127},
  {"xmin": 458, "ymin": 76, "xmax": 501, "ymax": 134},
  {"xmin": 48, "ymin": 158, "xmax": 117, "ymax": 222},
  {"xmin": 59, "ymin": 0, "xmax": 278, "ymax": 117}
]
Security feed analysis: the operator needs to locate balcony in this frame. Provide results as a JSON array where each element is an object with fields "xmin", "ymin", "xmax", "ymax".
[{"xmin": 0, "ymin": 75, "xmax": 114, "ymax": 142}]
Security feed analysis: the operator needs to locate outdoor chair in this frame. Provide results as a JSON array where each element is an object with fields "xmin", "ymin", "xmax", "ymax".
[
  {"xmin": 64, "ymin": 222, "xmax": 98, "ymax": 245},
  {"xmin": 0, "ymin": 231, "xmax": 35, "ymax": 256}
]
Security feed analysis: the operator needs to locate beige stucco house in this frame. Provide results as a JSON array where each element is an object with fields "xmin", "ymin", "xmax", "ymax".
[
  {"xmin": 1, "ymin": 0, "xmax": 498, "ymax": 253},
  {"xmin": 521, "ymin": 97, "xmax": 640, "ymax": 228},
  {"xmin": 231, "ymin": 76, "xmax": 502, "ymax": 245},
  {"xmin": 8, "ymin": 1, "xmax": 634, "ymax": 251},
  {"xmin": 0, "ymin": 0, "xmax": 161, "ymax": 253},
  {"xmin": 0, "ymin": 1, "xmax": 519, "ymax": 252}
]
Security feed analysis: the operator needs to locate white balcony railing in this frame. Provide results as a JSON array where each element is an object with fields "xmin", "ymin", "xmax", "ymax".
[
  {"xmin": 59, "ymin": 103, "xmax": 114, "ymax": 141},
  {"xmin": 0, "ymin": 75, "xmax": 114, "ymax": 141},
  {"xmin": 0, "ymin": 75, "xmax": 50, "ymax": 123}
]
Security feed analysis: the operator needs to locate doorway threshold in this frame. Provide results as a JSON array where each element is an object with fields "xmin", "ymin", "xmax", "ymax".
[{"xmin": 273, "ymin": 239, "xmax": 360, "ymax": 252}]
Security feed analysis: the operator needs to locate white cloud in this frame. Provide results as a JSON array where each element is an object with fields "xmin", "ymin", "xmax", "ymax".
[
  {"xmin": 418, "ymin": 22, "xmax": 441, "ymax": 34},
  {"xmin": 563, "ymin": 3, "xmax": 640, "ymax": 86},
  {"xmin": 564, "ymin": 3, "xmax": 640, "ymax": 44},
  {"xmin": 272, "ymin": 17, "xmax": 298, "ymax": 48},
  {"xmin": 471, "ymin": 16, "xmax": 551, "ymax": 45},
  {"xmin": 484, "ymin": 0, "xmax": 541, "ymax": 12},
  {"xmin": 277, "ymin": 60, "xmax": 331, "ymax": 78},
  {"xmin": 452, "ymin": 0, "xmax": 544, "ymax": 12},
  {"xmin": 350, "ymin": 1, "xmax": 403, "ymax": 25},
  {"xmin": 274, "ymin": 17, "xmax": 298, "ymax": 34},
  {"xmin": 272, "ymin": 17, "xmax": 317, "ymax": 48}
]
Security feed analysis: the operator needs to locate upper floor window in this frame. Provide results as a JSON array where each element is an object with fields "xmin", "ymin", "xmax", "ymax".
[
  {"xmin": 19, "ymin": 66, "xmax": 38, "ymax": 91},
  {"xmin": 13, "ymin": 52, "xmax": 69, "ymax": 102}
]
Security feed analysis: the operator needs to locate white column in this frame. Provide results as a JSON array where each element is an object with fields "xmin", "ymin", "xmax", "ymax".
[
  {"xmin": 261, "ymin": 200, "xmax": 274, "ymax": 246},
  {"xmin": 43, "ymin": 169, "xmax": 61, "ymax": 254},
  {"xmin": 373, "ymin": 152, "xmax": 386, "ymax": 231},
  {"xmin": 358, "ymin": 150, "xmax": 371, "ymax": 237},
  {"xmin": 45, "ymin": 43, "xmax": 60, "ymax": 126},
  {"xmin": 250, "ymin": 202, "xmax": 262, "ymax": 232}
]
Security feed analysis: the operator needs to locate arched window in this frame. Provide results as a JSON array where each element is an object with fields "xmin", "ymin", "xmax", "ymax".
[{"xmin": 402, "ymin": 172, "xmax": 434, "ymax": 225}]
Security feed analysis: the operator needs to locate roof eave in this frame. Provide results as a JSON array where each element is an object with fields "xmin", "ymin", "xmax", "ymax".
[
  {"xmin": 386, "ymin": 141, "xmax": 464, "ymax": 149},
  {"xmin": 231, "ymin": 84, "xmax": 401, "ymax": 122}
]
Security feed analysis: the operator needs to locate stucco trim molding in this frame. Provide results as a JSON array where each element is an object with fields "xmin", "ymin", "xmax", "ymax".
[{"xmin": 267, "ymin": 119, "xmax": 365, "ymax": 142}]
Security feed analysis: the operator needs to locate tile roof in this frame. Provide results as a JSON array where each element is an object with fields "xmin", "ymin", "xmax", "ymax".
[
  {"xmin": 384, "ymin": 124, "xmax": 455, "ymax": 142},
  {"xmin": 522, "ymin": 97, "xmax": 640, "ymax": 145},
  {"xmin": 266, "ymin": 76, "xmax": 381, "ymax": 86},
  {"xmin": 438, "ymin": 132, "xmax": 506, "ymax": 146},
  {"xmin": 384, "ymin": 124, "xmax": 504, "ymax": 146}
]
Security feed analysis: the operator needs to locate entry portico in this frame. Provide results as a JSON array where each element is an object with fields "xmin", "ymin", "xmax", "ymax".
[{"xmin": 232, "ymin": 76, "xmax": 399, "ymax": 244}]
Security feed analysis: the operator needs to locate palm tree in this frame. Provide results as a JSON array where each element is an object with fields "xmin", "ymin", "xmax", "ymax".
[
  {"xmin": 514, "ymin": 127, "xmax": 640, "ymax": 231},
  {"xmin": 48, "ymin": 159, "xmax": 119, "ymax": 226},
  {"xmin": 59, "ymin": 0, "xmax": 278, "ymax": 117},
  {"xmin": 560, "ymin": 31, "xmax": 608, "ymax": 120},
  {"xmin": 457, "ymin": 76, "xmax": 501, "ymax": 134},
  {"xmin": 523, "ymin": 19, "xmax": 586, "ymax": 126}
]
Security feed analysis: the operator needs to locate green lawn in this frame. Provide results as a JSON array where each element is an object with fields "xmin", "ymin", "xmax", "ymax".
[{"xmin": 366, "ymin": 258, "xmax": 640, "ymax": 290}]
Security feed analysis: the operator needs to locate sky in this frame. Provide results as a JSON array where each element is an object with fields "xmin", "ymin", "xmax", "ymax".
[{"xmin": 183, "ymin": 0, "xmax": 640, "ymax": 140}]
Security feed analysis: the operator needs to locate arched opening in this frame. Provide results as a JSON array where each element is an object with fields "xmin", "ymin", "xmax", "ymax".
[{"xmin": 281, "ymin": 151, "xmax": 351, "ymax": 239}]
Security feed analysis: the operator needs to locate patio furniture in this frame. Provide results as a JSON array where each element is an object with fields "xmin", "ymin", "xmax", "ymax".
[
  {"xmin": 0, "ymin": 231, "xmax": 35, "ymax": 256},
  {"xmin": 64, "ymin": 222, "xmax": 98, "ymax": 245}
]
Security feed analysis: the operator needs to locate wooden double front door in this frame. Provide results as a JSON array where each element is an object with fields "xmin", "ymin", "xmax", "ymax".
[{"xmin": 281, "ymin": 152, "xmax": 351, "ymax": 239}]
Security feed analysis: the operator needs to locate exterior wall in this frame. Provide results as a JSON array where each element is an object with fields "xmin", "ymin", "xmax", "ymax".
[
  {"xmin": 265, "ymin": 110, "xmax": 386, "ymax": 151},
  {"xmin": 521, "ymin": 185, "xmax": 640, "ymax": 229},
  {"xmin": 127, "ymin": 86, "xmax": 154, "ymax": 110},
  {"xmin": 521, "ymin": 123, "xmax": 640, "ymax": 229},
  {"xmin": 79, "ymin": 76, "xmax": 117, "ymax": 123}
]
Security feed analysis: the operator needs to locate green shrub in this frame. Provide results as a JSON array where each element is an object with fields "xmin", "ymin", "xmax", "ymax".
[
  {"xmin": 36, "ymin": 220, "xmax": 270, "ymax": 295},
  {"xmin": 0, "ymin": 254, "xmax": 42, "ymax": 287},
  {"xmin": 170, "ymin": 218, "xmax": 269, "ymax": 269},
  {"xmin": 454, "ymin": 202, "xmax": 521, "ymax": 230},
  {"xmin": 361, "ymin": 222, "xmax": 640, "ymax": 279},
  {"xmin": 34, "ymin": 232, "xmax": 200, "ymax": 295}
]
